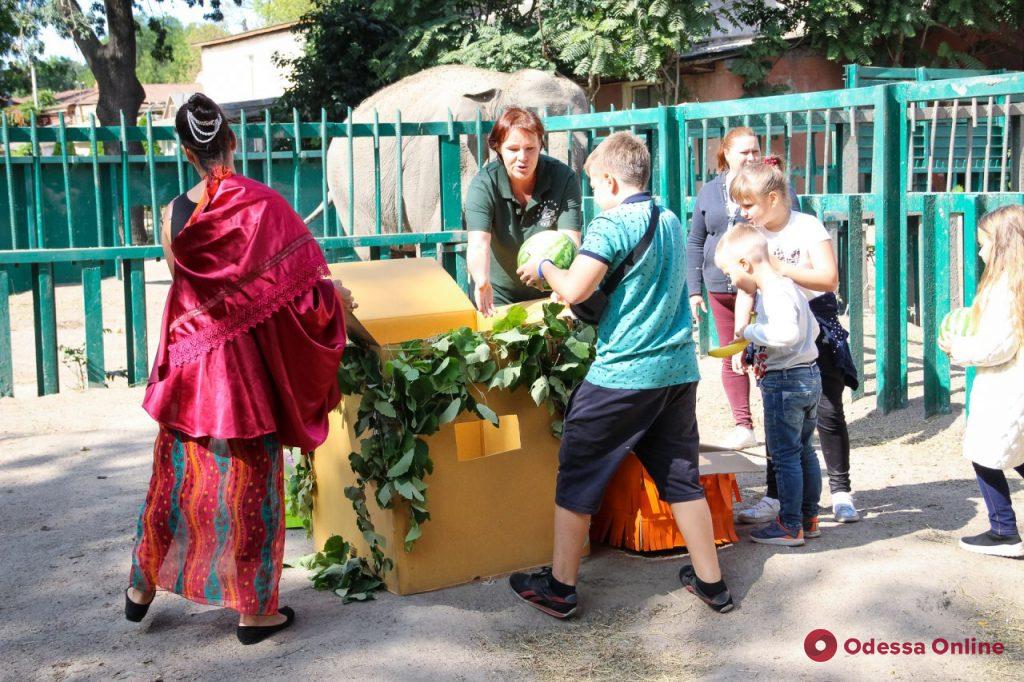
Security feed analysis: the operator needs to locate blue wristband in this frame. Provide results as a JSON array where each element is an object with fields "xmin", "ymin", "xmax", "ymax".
[{"xmin": 537, "ymin": 259, "xmax": 553, "ymax": 280}]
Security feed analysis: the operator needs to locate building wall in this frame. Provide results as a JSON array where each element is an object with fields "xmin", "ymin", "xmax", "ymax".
[
  {"xmin": 196, "ymin": 30, "xmax": 303, "ymax": 104},
  {"xmin": 596, "ymin": 49, "xmax": 845, "ymax": 112}
]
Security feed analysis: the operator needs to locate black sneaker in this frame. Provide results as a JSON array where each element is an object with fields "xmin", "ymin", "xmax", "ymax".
[
  {"xmin": 959, "ymin": 530, "xmax": 1024, "ymax": 558},
  {"xmin": 679, "ymin": 565, "xmax": 734, "ymax": 613},
  {"xmin": 509, "ymin": 567, "xmax": 578, "ymax": 619}
]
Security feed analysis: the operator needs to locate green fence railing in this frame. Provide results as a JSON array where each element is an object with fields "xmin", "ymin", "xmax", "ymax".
[{"xmin": 2, "ymin": 72, "xmax": 1024, "ymax": 418}]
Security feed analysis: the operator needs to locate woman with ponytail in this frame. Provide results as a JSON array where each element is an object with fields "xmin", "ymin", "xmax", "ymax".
[{"xmin": 123, "ymin": 94, "xmax": 353, "ymax": 644}]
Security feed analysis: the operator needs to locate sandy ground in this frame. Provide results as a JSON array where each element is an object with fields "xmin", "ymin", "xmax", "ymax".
[{"xmin": 1, "ymin": 263, "xmax": 1023, "ymax": 680}]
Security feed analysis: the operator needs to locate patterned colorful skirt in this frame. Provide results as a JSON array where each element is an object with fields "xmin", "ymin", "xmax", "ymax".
[{"xmin": 129, "ymin": 427, "xmax": 285, "ymax": 616}]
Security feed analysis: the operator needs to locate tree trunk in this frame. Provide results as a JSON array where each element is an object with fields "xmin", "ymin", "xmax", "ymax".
[
  {"xmin": 93, "ymin": 58, "xmax": 147, "ymax": 245},
  {"xmin": 57, "ymin": 0, "xmax": 149, "ymax": 244}
]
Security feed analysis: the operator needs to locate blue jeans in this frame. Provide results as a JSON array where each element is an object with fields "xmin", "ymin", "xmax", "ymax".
[
  {"xmin": 973, "ymin": 461, "xmax": 1024, "ymax": 536},
  {"xmin": 759, "ymin": 366, "xmax": 823, "ymax": 529}
]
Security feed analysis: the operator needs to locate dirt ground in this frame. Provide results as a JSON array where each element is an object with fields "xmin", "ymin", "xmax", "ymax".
[{"xmin": 1, "ymin": 262, "xmax": 1022, "ymax": 680}]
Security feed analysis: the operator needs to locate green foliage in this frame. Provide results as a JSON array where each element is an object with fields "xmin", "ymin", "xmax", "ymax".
[
  {"xmin": 135, "ymin": 17, "xmax": 228, "ymax": 84},
  {"xmin": 253, "ymin": 0, "xmax": 313, "ymax": 25},
  {"xmin": 286, "ymin": 449, "xmax": 316, "ymax": 535},
  {"xmin": 729, "ymin": 0, "xmax": 1020, "ymax": 93},
  {"xmin": 288, "ymin": 535, "xmax": 383, "ymax": 603},
  {"xmin": 291, "ymin": 303, "xmax": 596, "ymax": 600},
  {"xmin": 59, "ymin": 343, "xmax": 87, "ymax": 389},
  {"xmin": 537, "ymin": 1, "xmax": 719, "ymax": 102},
  {"xmin": 2, "ymin": 88, "xmax": 56, "ymax": 126},
  {"xmin": 274, "ymin": 0, "xmax": 399, "ymax": 120},
  {"xmin": 280, "ymin": 0, "xmax": 719, "ymax": 112},
  {"xmin": 438, "ymin": 23, "xmax": 550, "ymax": 72},
  {"xmin": 3, "ymin": 56, "xmax": 92, "ymax": 97}
]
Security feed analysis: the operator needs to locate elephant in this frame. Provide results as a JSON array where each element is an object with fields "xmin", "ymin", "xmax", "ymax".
[{"xmin": 318, "ymin": 66, "xmax": 589, "ymax": 245}]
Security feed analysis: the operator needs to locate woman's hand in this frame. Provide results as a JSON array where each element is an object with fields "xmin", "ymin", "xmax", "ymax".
[
  {"xmin": 475, "ymin": 280, "xmax": 495, "ymax": 317},
  {"xmin": 332, "ymin": 279, "xmax": 357, "ymax": 312},
  {"xmin": 689, "ymin": 294, "xmax": 707, "ymax": 322}
]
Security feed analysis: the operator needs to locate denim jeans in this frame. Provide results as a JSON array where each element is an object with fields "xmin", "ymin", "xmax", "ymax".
[
  {"xmin": 759, "ymin": 365, "xmax": 823, "ymax": 529},
  {"xmin": 973, "ymin": 461, "xmax": 1024, "ymax": 536}
]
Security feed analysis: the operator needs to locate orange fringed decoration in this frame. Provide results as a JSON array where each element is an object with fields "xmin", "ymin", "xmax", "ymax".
[{"xmin": 591, "ymin": 454, "xmax": 742, "ymax": 552}]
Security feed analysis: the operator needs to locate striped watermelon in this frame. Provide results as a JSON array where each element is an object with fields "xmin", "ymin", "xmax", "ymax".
[
  {"xmin": 517, "ymin": 230, "xmax": 577, "ymax": 290},
  {"xmin": 940, "ymin": 307, "xmax": 977, "ymax": 337}
]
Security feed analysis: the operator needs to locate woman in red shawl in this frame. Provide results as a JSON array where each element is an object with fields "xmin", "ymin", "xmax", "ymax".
[{"xmin": 123, "ymin": 94, "xmax": 352, "ymax": 645}]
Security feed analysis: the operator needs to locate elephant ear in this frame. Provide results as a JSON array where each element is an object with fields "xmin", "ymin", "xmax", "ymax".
[{"xmin": 463, "ymin": 88, "xmax": 501, "ymax": 104}]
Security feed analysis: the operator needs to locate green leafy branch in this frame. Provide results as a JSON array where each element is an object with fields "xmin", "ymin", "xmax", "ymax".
[{"xmin": 290, "ymin": 303, "xmax": 595, "ymax": 601}]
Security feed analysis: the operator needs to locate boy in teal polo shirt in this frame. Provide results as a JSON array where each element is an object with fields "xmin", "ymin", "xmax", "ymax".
[{"xmin": 512, "ymin": 132, "xmax": 733, "ymax": 618}]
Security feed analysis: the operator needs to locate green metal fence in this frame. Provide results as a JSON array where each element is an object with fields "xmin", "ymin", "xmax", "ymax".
[{"xmin": 2, "ymin": 73, "xmax": 1024, "ymax": 417}]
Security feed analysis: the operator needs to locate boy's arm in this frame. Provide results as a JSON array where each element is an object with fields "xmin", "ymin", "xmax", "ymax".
[
  {"xmin": 743, "ymin": 289, "xmax": 803, "ymax": 348},
  {"xmin": 517, "ymin": 255, "xmax": 608, "ymax": 304},
  {"xmin": 733, "ymin": 289, "xmax": 754, "ymax": 337},
  {"xmin": 518, "ymin": 214, "xmax": 616, "ymax": 303}
]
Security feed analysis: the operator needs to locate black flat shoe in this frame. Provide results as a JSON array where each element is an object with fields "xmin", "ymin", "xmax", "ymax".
[
  {"xmin": 236, "ymin": 607, "xmax": 295, "ymax": 645},
  {"xmin": 124, "ymin": 588, "xmax": 153, "ymax": 622}
]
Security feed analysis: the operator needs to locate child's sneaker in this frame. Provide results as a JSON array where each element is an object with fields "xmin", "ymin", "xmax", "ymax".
[
  {"xmin": 509, "ymin": 567, "xmax": 579, "ymax": 619},
  {"xmin": 802, "ymin": 516, "xmax": 821, "ymax": 538},
  {"xmin": 750, "ymin": 518, "xmax": 805, "ymax": 546},
  {"xmin": 832, "ymin": 491, "xmax": 861, "ymax": 523},
  {"xmin": 736, "ymin": 496, "xmax": 780, "ymax": 524},
  {"xmin": 959, "ymin": 530, "xmax": 1024, "ymax": 558},
  {"xmin": 678, "ymin": 565, "xmax": 734, "ymax": 613}
]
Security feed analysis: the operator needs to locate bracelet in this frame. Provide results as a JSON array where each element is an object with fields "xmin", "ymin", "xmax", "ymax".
[{"xmin": 537, "ymin": 259, "xmax": 553, "ymax": 280}]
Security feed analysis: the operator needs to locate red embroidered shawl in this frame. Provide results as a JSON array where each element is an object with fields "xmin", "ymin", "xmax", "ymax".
[{"xmin": 143, "ymin": 169, "xmax": 346, "ymax": 450}]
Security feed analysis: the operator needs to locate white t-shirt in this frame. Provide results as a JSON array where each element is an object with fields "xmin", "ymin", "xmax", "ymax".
[{"xmin": 755, "ymin": 211, "xmax": 832, "ymax": 301}]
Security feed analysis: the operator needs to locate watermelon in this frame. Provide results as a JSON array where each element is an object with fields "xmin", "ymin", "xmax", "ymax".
[
  {"xmin": 940, "ymin": 307, "xmax": 977, "ymax": 338},
  {"xmin": 517, "ymin": 230, "xmax": 577, "ymax": 289}
]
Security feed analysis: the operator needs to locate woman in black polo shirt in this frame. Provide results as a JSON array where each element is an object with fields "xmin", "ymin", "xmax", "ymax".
[{"xmin": 464, "ymin": 107, "xmax": 582, "ymax": 315}]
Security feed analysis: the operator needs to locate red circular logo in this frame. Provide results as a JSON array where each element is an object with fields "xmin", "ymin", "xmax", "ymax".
[{"xmin": 805, "ymin": 629, "xmax": 838, "ymax": 662}]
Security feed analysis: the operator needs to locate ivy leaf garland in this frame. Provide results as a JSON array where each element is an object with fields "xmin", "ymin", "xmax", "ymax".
[{"xmin": 289, "ymin": 303, "xmax": 595, "ymax": 601}]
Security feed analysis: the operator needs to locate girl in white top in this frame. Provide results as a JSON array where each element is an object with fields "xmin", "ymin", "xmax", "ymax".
[
  {"xmin": 729, "ymin": 157, "xmax": 862, "ymax": 524},
  {"xmin": 940, "ymin": 205, "xmax": 1024, "ymax": 557}
]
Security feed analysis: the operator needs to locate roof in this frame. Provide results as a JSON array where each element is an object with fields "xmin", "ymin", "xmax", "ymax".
[
  {"xmin": 37, "ymin": 84, "xmax": 202, "ymax": 115},
  {"xmin": 193, "ymin": 21, "xmax": 300, "ymax": 48}
]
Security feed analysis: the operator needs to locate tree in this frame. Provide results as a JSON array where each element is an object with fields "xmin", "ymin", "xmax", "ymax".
[
  {"xmin": 3, "ymin": 56, "xmax": 93, "ymax": 95},
  {"xmin": 1, "ymin": 1, "xmax": 47, "ymax": 102},
  {"xmin": 274, "ymin": 0, "xmax": 398, "ymax": 120},
  {"xmin": 729, "ymin": 0, "xmax": 1024, "ymax": 93},
  {"xmin": 253, "ymin": 0, "xmax": 312, "ymax": 25},
  {"xmin": 279, "ymin": 0, "xmax": 721, "ymax": 113},
  {"xmin": 1, "ymin": 1, "xmax": 21, "ymax": 99},
  {"xmin": 51, "ymin": 0, "xmax": 236, "ymax": 126},
  {"xmin": 135, "ymin": 17, "xmax": 227, "ymax": 83}
]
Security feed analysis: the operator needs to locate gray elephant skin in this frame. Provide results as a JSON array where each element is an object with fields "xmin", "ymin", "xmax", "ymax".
[{"xmin": 322, "ymin": 65, "xmax": 589, "ymax": 241}]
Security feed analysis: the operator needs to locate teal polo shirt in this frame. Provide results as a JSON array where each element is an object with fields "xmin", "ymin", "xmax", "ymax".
[
  {"xmin": 464, "ymin": 154, "xmax": 582, "ymax": 305},
  {"xmin": 579, "ymin": 196, "xmax": 701, "ymax": 390}
]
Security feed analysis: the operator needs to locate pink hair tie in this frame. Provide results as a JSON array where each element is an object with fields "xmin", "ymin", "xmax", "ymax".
[{"xmin": 764, "ymin": 156, "xmax": 781, "ymax": 167}]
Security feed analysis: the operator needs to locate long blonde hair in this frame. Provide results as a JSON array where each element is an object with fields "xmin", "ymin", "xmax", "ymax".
[{"xmin": 972, "ymin": 205, "xmax": 1024, "ymax": 341}]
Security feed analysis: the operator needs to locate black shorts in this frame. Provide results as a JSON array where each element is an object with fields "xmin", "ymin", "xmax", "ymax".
[{"xmin": 556, "ymin": 380, "xmax": 703, "ymax": 515}]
